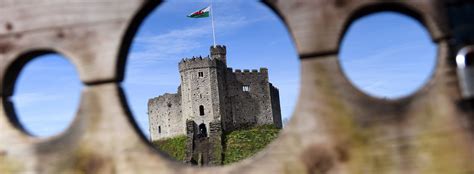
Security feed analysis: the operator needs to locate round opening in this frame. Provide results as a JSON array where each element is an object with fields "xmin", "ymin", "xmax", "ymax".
[
  {"xmin": 122, "ymin": 0, "xmax": 299, "ymax": 165},
  {"xmin": 7, "ymin": 53, "xmax": 82, "ymax": 137},
  {"xmin": 339, "ymin": 12, "xmax": 437, "ymax": 99}
]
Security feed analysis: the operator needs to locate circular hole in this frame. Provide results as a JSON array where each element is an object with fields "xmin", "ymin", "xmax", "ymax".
[
  {"xmin": 123, "ymin": 1, "xmax": 299, "ymax": 165},
  {"xmin": 339, "ymin": 12, "xmax": 437, "ymax": 99},
  {"xmin": 8, "ymin": 53, "xmax": 82, "ymax": 137}
]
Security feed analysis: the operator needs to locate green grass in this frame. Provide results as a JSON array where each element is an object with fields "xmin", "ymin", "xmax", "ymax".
[
  {"xmin": 152, "ymin": 135, "xmax": 187, "ymax": 161},
  {"xmin": 151, "ymin": 125, "xmax": 280, "ymax": 165},
  {"xmin": 223, "ymin": 125, "xmax": 280, "ymax": 164}
]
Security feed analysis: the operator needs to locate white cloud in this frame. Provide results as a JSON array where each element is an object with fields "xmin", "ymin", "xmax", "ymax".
[
  {"xmin": 20, "ymin": 112, "xmax": 76, "ymax": 136},
  {"xmin": 125, "ymin": 71, "xmax": 180, "ymax": 86},
  {"xmin": 12, "ymin": 92, "xmax": 65, "ymax": 108},
  {"xmin": 344, "ymin": 42, "xmax": 431, "ymax": 66},
  {"xmin": 128, "ymin": 12, "xmax": 267, "ymax": 68},
  {"xmin": 11, "ymin": 92, "xmax": 78, "ymax": 136}
]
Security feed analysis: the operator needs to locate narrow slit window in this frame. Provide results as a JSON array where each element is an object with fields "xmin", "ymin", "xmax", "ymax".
[
  {"xmin": 199, "ymin": 105, "xmax": 205, "ymax": 116},
  {"xmin": 242, "ymin": 85, "xmax": 250, "ymax": 92},
  {"xmin": 158, "ymin": 126, "xmax": 161, "ymax": 134},
  {"xmin": 198, "ymin": 72, "xmax": 204, "ymax": 77}
]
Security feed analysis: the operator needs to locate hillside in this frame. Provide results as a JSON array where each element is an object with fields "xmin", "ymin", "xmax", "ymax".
[
  {"xmin": 152, "ymin": 135, "xmax": 187, "ymax": 161},
  {"xmin": 152, "ymin": 125, "xmax": 280, "ymax": 164}
]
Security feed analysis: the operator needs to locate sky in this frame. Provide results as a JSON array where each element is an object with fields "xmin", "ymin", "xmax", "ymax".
[
  {"xmin": 9, "ymin": 1, "xmax": 436, "ymax": 137},
  {"xmin": 339, "ymin": 12, "xmax": 436, "ymax": 98},
  {"xmin": 11, "ymin": 55, "xmax": 82, "ymax": 136}
]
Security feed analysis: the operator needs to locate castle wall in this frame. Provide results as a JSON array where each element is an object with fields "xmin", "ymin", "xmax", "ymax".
[
  {"xmin": 225, "ymin": 68, "xmax": 276, "ymax": 129},
  {"xmin": 148, "ymin": 92, "xmax": 184, "ymax": 141},
  {"xmin": 270, "ymin": 83, "xmax": 282, "ymax": 128}
]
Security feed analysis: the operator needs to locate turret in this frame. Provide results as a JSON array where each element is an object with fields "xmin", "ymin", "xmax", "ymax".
[{"xmin": 211, "ymin": 45, "xmax": 227, "ymax": 65}]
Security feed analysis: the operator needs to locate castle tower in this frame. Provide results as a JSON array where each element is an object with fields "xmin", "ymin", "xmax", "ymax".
[
  {"xmin": 178, "ymin": 49, "xmax": 228, "ymax": 138},
  {"xmin": 211, "ymin": 45, "xmax": 226, "ymax": 65}
]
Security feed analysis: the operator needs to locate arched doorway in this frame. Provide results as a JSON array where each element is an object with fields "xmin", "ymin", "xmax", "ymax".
[{"xmin": 198, "ymin": 123, "xmax": 208, "ymax": 138}]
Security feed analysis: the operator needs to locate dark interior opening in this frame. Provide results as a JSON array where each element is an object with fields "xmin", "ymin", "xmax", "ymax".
[
  {"xmin": 198, "ymin": 123, "xmax": 207, "ymax": 137},
  {"xmin": 465, "ymin": 52, "xmax": 474, "ymax": 67},
  {"xmin": 199, "ymin": 105, "xmax": 205, "ymax": 116}
]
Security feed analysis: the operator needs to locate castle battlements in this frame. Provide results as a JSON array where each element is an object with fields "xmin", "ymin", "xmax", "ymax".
[
  {"xmin": 227, "ymin": 67, "xmax": 268, "ymax": 74},
  {"xmin": 178, "ymin": 56, "xmax": 221, "ymax": 72},
  {"xmin": 210, "ymin": 45, "xmax": 226, "ymax": 53},
  {"xmin": 211, "ymin": 45, "xmax": 227, "ymax": 64},
  {"xmin": 227, "ymin": 68, "xmax": 269, "ymax": 80},
  {"xmin": 180, "ymin": 56, "xmax": 210, "ymax": 62},
  {"xmin": 148, "ymin": 92, "xmax": 180, "ymax": 105},
  {"xmin": 178, "ymin": 45, "xmax": 228, "ymax": 72}
]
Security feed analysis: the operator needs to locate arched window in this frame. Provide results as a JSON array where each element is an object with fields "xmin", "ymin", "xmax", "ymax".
[
  {"xmin": 199, "ymin": 105, "xmax": 205, "ymax": 116},
  {"xmin": 242, "ymin": 85, "xmax": 250, "ymax": 92}
]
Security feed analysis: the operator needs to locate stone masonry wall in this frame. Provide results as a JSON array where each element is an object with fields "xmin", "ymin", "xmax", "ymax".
[
  {"xmin": 269, "ymin": 83, "xmax": 282, "ymax": 128},
  {"xmin": 225, "ymin": 68, "xmax": 276, "ymax": 129},
  {"xmin": 148, "ymin": 91, "xmax": 184, "ymax": 141}
]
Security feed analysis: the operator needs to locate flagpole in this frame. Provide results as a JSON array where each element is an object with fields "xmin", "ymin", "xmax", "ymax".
[{"xmin": 210, "ymin": 0, "xmax": 216, "ymax": 48}]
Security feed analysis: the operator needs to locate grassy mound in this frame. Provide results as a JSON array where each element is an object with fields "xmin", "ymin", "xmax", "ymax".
[
  {"xmin": 152, "ymin": 135, "xmax": 187, "ymax": 161},
  {"xmin": 151, "ymin": 125, "xmax": 280, "ymax": 164},
  {"xmin": 223, "ymin": 125, "xmax": 280, "ymax": 164}
]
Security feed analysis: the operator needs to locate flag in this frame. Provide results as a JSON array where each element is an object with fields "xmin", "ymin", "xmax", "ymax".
[{"xmin": 187, "ymin": 6, "xmax": 210, "ymax": 18}]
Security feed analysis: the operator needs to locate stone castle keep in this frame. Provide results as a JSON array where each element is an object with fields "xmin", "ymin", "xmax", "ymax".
[{"xmin": 148, "ymin": 45, "xmax": 282, "ymax": 165}]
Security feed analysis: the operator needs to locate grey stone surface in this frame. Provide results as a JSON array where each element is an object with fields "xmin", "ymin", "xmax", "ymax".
[
  {"xmin": 148, "ymin": 45, "xmax": 282, "ymax": 142},
  {"xmin": 148, "ymin": 91, "xmax": 183, "ymax": 140}
]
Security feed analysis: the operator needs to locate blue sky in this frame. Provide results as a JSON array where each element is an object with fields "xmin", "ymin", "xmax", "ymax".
[
  {"xmin": 10, "ymin": 1, "xmax": 436, "ymax": 137},
  {"xmin": 339, "ymin": 12, "xmax": 436, "ymax": 98},
  {"xmin": 11, "ymin": 55, "xmax": 82, "ymax": 136}
]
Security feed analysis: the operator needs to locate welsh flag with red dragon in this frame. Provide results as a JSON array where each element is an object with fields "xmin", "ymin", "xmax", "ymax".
[{"xmin": 187, "ymin": 6, "xmax": 210, "ymax": 18}]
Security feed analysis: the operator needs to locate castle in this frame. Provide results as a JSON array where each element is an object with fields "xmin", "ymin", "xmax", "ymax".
[{"xmin": 148, "ymin": 45, "xmax": 282, "ymax": 165}]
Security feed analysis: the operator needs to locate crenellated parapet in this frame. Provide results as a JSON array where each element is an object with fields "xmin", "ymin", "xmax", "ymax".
[
  {"xmin": 231, "ymin": 67, "xmax": 268, "ymax": 73},
  {"xmin": 178, "ymin": 56, "xmax": 226, "ymax": 72},
  {"xmin": 210, "ymin": 45, "xmax": 227, "ymax": 65},
  {"xmin": 230, "ymin": 67, "xmax": 269, "ymax": 80},
  {"xmin": 148, "ymin": 93, "xmax": 180, "ymax": 106},
  {"xmin": 211, "ymin": 45, "xmax": 226, "ymax": 55},
  {"xmin": 148, "ymin": 91, "xmax": 181, "ymax": 109}
]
